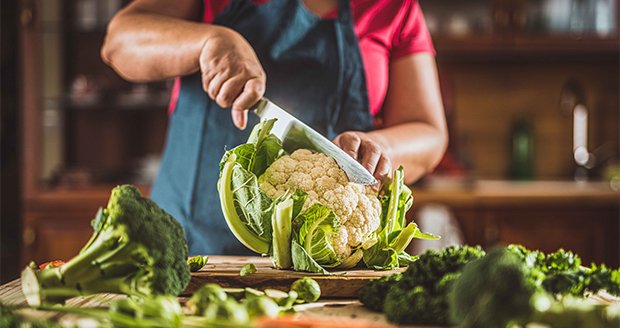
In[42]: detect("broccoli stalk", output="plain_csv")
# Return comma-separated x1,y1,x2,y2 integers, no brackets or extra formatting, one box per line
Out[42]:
21,185,191,306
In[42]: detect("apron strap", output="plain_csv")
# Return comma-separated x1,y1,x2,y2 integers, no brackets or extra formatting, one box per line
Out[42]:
337,0,352,23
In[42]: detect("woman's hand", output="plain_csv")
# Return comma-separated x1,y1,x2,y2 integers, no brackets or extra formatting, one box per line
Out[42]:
199,27,266,129
333,131,392,180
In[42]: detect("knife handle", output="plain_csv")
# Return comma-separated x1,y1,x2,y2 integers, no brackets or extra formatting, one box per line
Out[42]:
250,98,269,116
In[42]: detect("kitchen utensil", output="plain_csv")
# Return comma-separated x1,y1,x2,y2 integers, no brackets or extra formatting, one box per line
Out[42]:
251,98,376,185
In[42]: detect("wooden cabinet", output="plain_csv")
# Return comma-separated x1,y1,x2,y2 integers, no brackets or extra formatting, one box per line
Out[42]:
17,0,167,268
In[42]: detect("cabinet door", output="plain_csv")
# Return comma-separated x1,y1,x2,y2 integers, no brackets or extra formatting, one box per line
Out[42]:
22,212,94,266
482,206,619,266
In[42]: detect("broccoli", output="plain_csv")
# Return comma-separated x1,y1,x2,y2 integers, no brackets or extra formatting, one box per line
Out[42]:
359,245,486,325
448,248,536,328
358,273,401,312
21,185,191,306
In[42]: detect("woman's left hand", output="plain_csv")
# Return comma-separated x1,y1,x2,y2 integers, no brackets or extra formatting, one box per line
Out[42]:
333,131,392,181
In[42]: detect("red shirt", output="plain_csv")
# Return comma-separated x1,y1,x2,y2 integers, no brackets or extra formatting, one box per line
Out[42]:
170,0,435,116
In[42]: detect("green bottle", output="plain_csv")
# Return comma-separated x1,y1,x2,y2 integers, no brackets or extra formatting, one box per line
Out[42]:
510,118,534,180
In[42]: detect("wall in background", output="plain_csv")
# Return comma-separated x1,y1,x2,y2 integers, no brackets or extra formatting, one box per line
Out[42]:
439,60,619,180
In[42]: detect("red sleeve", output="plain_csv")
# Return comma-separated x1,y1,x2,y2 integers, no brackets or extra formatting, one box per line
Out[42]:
391,0,435,59
203,0,232,22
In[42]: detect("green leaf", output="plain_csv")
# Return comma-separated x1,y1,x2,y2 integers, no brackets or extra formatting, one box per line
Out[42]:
290,189,308,220
247,118,283,176
295,204,341,267
291,239,330,275
413,229,441,241
251,134,283,176
218,157,270,254
230,164,273,241
362,240,399,270
220,144,256,171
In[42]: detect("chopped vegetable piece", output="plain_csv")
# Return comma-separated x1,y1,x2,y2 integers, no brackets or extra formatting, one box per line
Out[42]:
240,263,257,276
187,255,208,272
290,277,321,303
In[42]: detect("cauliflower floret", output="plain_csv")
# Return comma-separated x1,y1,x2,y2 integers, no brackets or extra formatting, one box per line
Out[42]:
260,149,381,259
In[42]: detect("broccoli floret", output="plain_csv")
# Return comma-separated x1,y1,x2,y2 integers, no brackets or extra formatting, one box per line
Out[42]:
448,248,536,328
21,185,191,306
358,273,401,312
384,285,448,325
367,245,485,325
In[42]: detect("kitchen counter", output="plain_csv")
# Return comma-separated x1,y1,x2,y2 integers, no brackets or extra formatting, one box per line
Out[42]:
414,179,619,206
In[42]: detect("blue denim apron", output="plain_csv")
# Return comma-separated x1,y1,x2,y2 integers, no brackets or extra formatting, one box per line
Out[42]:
152,0,373,255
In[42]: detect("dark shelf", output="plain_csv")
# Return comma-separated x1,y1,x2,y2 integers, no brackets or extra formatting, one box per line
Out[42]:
434,35,620,62
63,97,169,112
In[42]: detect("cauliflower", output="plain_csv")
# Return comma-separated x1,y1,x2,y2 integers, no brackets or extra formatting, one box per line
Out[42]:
259,149,381,258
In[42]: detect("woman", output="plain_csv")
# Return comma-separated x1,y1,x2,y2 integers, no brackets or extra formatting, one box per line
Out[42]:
102,0,447,255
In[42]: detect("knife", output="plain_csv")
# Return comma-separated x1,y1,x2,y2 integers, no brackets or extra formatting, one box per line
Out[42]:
251,98,377,185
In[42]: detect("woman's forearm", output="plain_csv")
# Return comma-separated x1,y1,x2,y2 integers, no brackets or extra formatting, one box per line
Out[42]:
102,5,221,81
368,122,447,184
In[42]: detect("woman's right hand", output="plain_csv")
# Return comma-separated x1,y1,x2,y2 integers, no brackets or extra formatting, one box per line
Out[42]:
199,26,266,130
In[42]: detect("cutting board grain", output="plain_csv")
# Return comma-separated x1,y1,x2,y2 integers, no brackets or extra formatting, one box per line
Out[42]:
185,256,404,298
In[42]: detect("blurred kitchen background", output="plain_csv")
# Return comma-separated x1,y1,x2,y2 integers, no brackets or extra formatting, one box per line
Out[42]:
1,0,619,282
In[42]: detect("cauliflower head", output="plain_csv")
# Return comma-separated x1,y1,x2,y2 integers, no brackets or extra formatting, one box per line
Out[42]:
259,149,381,258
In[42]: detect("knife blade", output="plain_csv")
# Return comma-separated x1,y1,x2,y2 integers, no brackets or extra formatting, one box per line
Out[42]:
251,98,377,185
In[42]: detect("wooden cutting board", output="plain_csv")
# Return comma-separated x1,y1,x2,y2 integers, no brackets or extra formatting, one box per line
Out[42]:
185,256,404,298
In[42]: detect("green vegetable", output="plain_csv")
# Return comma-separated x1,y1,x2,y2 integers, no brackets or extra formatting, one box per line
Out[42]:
0,302,58,328
32,296,184,328
219,120,439,273
506,245,620,298
530,294,620,328
243,296,280,319
20,185,191,306
240,263,257,276
358,274,401,312
218,119,282,254
187,256,209,272
186,284,228,315
244,287,265,299
359,245,486,325
363,167,440,270
448,248,536,328
364,244,620,326
108,296,183,327
290,277,321,303
271,195,294,269
223,288,246,300
293,204,342,268
203,298,250,325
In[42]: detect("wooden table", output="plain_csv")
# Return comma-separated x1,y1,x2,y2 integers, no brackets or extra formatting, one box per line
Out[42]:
0,256,402,327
